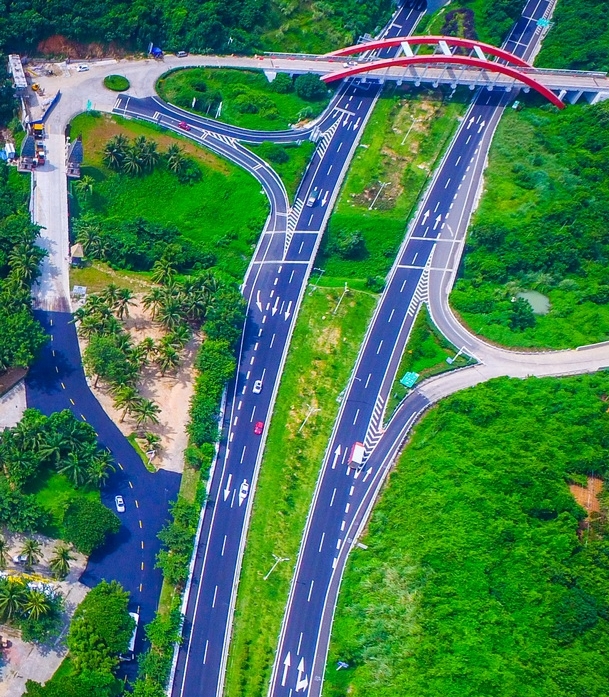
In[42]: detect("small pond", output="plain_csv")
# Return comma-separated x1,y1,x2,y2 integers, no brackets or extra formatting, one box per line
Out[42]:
516,290,551,315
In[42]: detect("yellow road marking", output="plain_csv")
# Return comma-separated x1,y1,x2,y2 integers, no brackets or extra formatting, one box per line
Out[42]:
118,463,124,470
139,583,143,592
80,414,86,421
139,520,142,529
141,562,144,570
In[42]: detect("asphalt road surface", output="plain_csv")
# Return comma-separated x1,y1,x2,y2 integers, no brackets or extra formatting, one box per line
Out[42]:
267,2,559,696
168,4,427,696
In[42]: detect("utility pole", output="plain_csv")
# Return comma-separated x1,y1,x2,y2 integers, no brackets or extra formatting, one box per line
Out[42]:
401,115,419,145
368,181,390,210
332,282,349,315
298,404,320,433
264,554,289,581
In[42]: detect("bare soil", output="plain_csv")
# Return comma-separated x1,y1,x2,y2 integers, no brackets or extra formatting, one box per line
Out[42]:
569,476,604,516
36,35,130,60
76,297,200,473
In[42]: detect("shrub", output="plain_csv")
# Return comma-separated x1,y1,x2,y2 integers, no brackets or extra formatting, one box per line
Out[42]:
294,73,327,101
257,141,290,164
270,73,293,93
103,75,130,92
63,498,121,555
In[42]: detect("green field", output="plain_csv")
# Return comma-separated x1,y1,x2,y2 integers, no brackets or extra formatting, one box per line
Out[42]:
451,100,609,349
326,373,609,697
156,68,331,131
70,112,268,279
225,285,377,697
320,88,466,285
247,140,316,201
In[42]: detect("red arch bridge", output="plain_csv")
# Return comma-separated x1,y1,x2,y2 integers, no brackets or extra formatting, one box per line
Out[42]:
262,35,609,109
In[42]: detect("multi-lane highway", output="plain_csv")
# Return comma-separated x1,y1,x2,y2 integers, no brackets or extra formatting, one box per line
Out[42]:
267,2,563,696
168,4,428,696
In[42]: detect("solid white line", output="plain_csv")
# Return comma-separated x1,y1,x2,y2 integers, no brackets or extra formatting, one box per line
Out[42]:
318,533,325,552
270,333,276,348
203,640,209,664
365,373,372,389
353,409,359,425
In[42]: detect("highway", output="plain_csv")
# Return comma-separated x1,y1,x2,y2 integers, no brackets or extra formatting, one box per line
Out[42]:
267,2,571,696
168,4,427,696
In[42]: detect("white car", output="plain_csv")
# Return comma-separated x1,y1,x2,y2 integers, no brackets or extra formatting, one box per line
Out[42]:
12,554,27,565
76,64,89,72
115,495,126,513
253,379,263,394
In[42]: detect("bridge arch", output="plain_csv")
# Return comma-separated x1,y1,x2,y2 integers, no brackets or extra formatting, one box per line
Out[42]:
321,55,566,109
327,35,531,68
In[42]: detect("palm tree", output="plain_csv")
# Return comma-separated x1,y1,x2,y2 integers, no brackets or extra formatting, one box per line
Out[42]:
166,323,191,349
157,297,185,330
87,450,116,488
183,289,208,323
74,175,94,197
140,140,160,171
151,258,176,286
132,399,161,430
0,536,7,571
142,287,165,320
8,242,45,286
38,429,66,467
20,538,42,570
74,215,105,258
23,590,51,620
101,283,120,309
0,581,26,620
156,344,181,376
166,144,187,173
103,134,129,170
49,544,74,580
59,452,89,488
115,287,135,319
112,385,141,422
122,148,143,175
139,337,157,357
143,432,161,452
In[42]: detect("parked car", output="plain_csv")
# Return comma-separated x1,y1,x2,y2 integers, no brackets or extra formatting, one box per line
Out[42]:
178,121,191,131
115,495,125,513
254,421,264,435
76,64,89,72
253,379,263,394
12,554,27,565
176,51,189,57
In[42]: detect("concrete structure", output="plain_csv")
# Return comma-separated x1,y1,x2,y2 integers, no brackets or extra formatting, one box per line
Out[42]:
66,136,83,178
7,55,27,91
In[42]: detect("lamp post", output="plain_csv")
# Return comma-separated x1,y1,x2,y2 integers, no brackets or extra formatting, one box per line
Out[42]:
264,554,290,581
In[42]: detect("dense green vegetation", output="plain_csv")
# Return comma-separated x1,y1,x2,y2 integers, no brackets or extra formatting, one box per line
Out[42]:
226,286,376,697
440,0,526,45
0,408,118,547
320,88,465,288
537,0,609,72
326,374,609,697
0,163,47,371
70,112,267,280
24,580,133,696
157,69,331,131
452,99,609,348
1,0,391,55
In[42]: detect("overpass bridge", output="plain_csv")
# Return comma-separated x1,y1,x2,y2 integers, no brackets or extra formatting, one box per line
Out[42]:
258,34,609,108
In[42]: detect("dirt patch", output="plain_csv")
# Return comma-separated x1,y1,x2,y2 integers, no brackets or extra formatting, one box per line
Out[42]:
569,476,604,516
75,297,200,473
36,35,129,60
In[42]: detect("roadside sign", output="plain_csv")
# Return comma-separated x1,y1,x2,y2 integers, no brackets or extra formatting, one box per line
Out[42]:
400,371,419,388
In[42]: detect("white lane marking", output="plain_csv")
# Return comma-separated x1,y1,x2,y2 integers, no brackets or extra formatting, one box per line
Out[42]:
203,640,209,664
456,155,461,165
246,371,250,380
345,503,350,513
299,240,305,253
238,401,242,410
341,520,346,531
270,333,276,348
307,580,315,602
444,177,451,188
289,270,295,283
365,373,372,389
229,432,234,443
328,165,333,174
412,252,419,264
297,632,304,654
400,280,407,292
330,488,336,506
318,533,325,552
377,340,383,354
336,539,341,550
388,309,395,323
349,486,354,496
221,535,227,556
233,416,238,425
212,586,218,608
240,446,247,463
254,342,259,351
251,406,256,422
273,278,278,286
353,409,359,425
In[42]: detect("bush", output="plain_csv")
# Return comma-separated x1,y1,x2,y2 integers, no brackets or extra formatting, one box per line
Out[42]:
63,498,121,554
331,228,367,260
103,75,130,92
294,73,327,101
270,73,293,93
23,670,121,697
257,141,290,164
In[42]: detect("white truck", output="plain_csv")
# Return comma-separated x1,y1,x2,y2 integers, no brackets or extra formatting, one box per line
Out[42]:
119,612,139,662
348,442,365,469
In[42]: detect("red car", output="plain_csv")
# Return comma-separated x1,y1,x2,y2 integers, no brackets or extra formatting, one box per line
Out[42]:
178,121,191,131
254,421,264,436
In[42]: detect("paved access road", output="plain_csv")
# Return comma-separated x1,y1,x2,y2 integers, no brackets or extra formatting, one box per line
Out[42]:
265,3,609,696
168,5,427,697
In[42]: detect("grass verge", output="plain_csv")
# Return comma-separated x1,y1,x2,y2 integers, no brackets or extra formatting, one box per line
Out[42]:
319,86,468,286
156,68,331,131
248,140,316,202
224,285,377,697
384,305,473,421
70,112,268,280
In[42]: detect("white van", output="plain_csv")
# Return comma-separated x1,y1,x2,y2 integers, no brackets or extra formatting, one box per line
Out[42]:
348,442,365,469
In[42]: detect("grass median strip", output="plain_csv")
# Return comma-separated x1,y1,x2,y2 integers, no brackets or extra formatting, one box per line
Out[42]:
224,285,377,697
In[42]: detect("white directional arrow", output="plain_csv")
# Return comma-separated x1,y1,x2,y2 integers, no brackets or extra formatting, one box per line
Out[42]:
284,300,293,321
322,191,329,206
296,674,309,692
332,445,341,469
467,117,475,129
478,120,486,133
296,657,305,686
433,214,442,230
281,652,291,687
422,209,430,224
271,297,279,316
363,467,372,482
223,473,232,501
256,291,262,312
